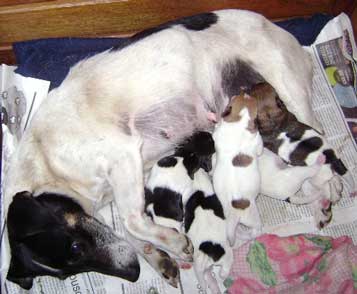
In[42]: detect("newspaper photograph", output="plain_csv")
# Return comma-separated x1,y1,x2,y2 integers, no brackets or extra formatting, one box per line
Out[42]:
1,12,357,294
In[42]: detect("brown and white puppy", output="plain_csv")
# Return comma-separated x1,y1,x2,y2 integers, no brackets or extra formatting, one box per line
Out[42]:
3,9,317,291
212,92,263,246
252,82,354,228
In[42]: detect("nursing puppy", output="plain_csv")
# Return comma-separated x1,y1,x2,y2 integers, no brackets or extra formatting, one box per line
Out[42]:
252,82,354,228
212,92,263,246
4,9,317,289
184,168,233,294
145,155,198,231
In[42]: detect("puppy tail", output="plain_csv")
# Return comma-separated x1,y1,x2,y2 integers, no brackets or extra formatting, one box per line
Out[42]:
227,215,239,247
194,254,209,291
194,254,221,294
217,247,234,280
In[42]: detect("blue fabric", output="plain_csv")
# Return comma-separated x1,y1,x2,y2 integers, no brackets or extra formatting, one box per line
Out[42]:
13,14,332,90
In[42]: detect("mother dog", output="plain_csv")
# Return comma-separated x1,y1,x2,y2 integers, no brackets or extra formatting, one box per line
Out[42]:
4,9,318,289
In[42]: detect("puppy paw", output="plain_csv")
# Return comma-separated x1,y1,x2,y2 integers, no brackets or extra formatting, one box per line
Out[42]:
329,176,343,204
315,154,326,165
312,199,332,229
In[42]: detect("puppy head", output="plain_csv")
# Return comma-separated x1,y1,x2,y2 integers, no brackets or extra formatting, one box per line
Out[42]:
7,191,140,290
251,82,288,135
221,92,258,132
175,131,215,172
222,92,258,122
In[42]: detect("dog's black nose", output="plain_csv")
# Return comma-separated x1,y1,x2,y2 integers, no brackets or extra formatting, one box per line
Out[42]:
126,261,140,282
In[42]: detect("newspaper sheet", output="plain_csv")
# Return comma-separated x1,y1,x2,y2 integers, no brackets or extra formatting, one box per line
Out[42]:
1,13,357,294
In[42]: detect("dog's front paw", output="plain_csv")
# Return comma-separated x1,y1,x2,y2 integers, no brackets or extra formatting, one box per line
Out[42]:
179,235,194,262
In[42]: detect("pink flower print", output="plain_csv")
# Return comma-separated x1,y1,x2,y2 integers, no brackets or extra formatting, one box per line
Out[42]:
257,234,325,281
337,279,354,294
229,277,267,294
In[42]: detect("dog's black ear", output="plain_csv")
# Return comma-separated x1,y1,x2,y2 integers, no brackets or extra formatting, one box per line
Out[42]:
7,276,33,290
7,191,59,241
183,153,200,180
7,253,34,290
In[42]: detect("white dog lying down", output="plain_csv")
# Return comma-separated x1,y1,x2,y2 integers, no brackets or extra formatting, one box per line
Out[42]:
4,9,320,290
212,92,263,246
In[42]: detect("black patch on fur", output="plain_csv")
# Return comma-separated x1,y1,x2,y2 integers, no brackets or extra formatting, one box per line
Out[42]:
286,125,310,142
174,12,218,30
323,149,347,176
221,59,264,98
111,13,218,51
175,131,215,172
289,137,323,166
182,153,200,180
157,156,178,168
199,241,225,262
145,187,184,222
184,191,225,233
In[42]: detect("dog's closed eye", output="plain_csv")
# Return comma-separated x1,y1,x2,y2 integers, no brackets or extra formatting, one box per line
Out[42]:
276,97,285,109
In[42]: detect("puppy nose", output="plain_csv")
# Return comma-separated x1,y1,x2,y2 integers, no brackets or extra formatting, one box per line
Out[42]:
126,261,140,282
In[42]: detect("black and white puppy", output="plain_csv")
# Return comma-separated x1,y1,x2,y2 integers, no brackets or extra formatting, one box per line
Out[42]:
145,132,232,293
252,82,354,228
4,9,318,290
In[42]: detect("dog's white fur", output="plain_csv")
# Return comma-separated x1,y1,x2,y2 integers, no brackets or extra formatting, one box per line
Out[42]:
4,9,317,267
212,96,263,246
259,148,326,202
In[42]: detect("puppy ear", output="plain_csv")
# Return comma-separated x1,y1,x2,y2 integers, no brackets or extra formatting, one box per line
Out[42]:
7,191,59,241
183,153,200,180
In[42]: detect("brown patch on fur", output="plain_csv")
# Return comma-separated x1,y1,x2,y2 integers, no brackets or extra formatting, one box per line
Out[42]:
64,213,77,227
232,153,253,167
158,234,167,241
232,199,251,209
251,83,288,136
222,92,258,123
157,248,169,258
159,258,179,279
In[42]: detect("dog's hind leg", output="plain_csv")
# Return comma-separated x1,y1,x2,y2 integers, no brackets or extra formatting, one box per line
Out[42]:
107,136,193,261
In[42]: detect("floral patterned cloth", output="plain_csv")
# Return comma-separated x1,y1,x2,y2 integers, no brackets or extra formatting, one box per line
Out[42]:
224,234,357,294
